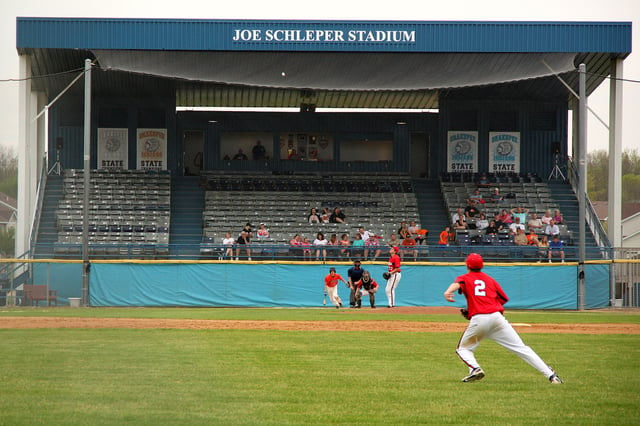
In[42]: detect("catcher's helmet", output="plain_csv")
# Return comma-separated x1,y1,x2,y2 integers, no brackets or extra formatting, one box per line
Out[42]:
466,253,484,270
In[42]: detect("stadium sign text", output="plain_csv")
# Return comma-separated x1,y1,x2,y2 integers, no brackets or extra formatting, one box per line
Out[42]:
232,28,416,43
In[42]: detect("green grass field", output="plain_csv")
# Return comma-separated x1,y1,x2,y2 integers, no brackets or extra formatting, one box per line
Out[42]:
1,308,639,425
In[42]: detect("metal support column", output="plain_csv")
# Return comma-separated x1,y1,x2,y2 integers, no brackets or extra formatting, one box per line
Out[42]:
81,59,92,307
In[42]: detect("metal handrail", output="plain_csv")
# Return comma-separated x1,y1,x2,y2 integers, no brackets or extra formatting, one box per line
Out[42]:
28,153,49,256
566,158,611,250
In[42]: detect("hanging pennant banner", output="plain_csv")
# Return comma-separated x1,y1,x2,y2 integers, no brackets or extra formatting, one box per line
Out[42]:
447,131,478,173
137,128,167,171
97,128,128,170
489,132,520,173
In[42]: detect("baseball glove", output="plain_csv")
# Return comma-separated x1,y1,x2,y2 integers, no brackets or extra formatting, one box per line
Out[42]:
460,309,470,320
382,272,391,280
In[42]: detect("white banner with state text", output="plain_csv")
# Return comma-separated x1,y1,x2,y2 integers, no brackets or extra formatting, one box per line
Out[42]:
447,131,478,173
97,128,128,170
489,132,520,173
137,128,167,171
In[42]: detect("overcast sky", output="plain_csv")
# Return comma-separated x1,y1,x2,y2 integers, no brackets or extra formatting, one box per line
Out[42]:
1,0,639,155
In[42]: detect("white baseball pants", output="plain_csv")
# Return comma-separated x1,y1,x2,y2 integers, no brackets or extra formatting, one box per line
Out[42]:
327,286,342,307
456,312,554,378
385,272,401,307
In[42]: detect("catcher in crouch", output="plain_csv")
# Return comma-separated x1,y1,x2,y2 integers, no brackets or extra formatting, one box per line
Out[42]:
353,270,378,308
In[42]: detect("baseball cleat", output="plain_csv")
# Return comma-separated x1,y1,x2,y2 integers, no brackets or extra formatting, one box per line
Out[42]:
549,373,563,384
462,368,485,382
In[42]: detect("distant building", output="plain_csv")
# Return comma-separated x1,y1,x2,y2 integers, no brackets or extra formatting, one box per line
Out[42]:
593,202,640,247
0,192,17,232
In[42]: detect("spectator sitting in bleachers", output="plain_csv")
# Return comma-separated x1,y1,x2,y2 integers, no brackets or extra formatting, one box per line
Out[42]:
485,220,499,236
320,207,331,224
232,149,248,160
302,237,313,261
509,217,526,234
388,233,401,249
469,188,485,204
451,208,465,224
464,200,481,218
537,236,549,262
490,187,504,203
527,213,544,232
477,172,491,188
544,219,560,238
398,221,411,239
498,209,513,225
257,223,270,239
541,209,553,226
510,206,530,224
408,220,428,244
365,233,382,261
493,213,506,231
329,207,346,224
308,208,322,224
358,226,373,244
475,213,489,230
313,232,329,261
327,233,340,260
339,233,351,258
527,229,540,246
222,232,235,258
548,235,565,263
553,209,564,224
453,217,468,231
289,234,303,259
513,228,528,246
351,233,365,260
400,235,418,260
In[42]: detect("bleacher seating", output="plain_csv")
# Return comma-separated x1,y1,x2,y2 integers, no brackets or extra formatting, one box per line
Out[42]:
53,169,171,258
440,172,574,254
200,173,421,258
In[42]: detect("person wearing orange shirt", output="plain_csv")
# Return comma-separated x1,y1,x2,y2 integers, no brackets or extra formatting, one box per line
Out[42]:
324,267,348,308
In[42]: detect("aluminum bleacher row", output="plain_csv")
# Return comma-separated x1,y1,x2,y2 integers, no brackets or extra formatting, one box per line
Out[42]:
440,172,574,249
53,169,171,258
200,173,421,259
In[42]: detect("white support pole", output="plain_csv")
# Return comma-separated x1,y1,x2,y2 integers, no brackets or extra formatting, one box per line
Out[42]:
578,64,587,311
608,59,623,247
16,55,35,257
81,59,92,306
608,58,624,307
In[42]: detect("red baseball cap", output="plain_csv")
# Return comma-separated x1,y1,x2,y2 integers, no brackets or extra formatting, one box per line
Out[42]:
466,253,484,270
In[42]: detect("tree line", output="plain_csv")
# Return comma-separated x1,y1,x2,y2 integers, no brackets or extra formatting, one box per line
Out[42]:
587,148,640,202
0,146,17,257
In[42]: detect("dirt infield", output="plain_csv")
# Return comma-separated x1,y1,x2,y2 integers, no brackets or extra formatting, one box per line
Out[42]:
2,307,639,334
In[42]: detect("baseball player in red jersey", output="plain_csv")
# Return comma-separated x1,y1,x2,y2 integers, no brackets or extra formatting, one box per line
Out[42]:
385,246,402,308
324,267,348,308
443,253,563,384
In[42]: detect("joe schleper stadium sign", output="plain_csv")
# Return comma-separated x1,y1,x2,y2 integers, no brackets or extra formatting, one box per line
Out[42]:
232,27,416,43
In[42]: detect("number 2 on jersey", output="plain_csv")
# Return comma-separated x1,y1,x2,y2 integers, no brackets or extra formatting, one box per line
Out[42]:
474,279,486,296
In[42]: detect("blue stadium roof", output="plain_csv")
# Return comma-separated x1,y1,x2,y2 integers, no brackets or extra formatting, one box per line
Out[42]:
15,18,632,109
17,18,632,53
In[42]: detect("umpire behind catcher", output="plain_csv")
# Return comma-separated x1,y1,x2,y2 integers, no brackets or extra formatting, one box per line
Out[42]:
347,260,364,308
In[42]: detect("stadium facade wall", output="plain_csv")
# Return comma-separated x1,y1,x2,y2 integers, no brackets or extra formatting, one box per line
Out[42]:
48,96,570,178
32,263,610,309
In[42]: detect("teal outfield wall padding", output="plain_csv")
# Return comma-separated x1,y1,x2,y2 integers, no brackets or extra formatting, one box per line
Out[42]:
32,262,82,305
89,263,589,309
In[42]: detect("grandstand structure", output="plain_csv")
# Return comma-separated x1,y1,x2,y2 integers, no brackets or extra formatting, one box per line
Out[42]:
6,18,634,307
